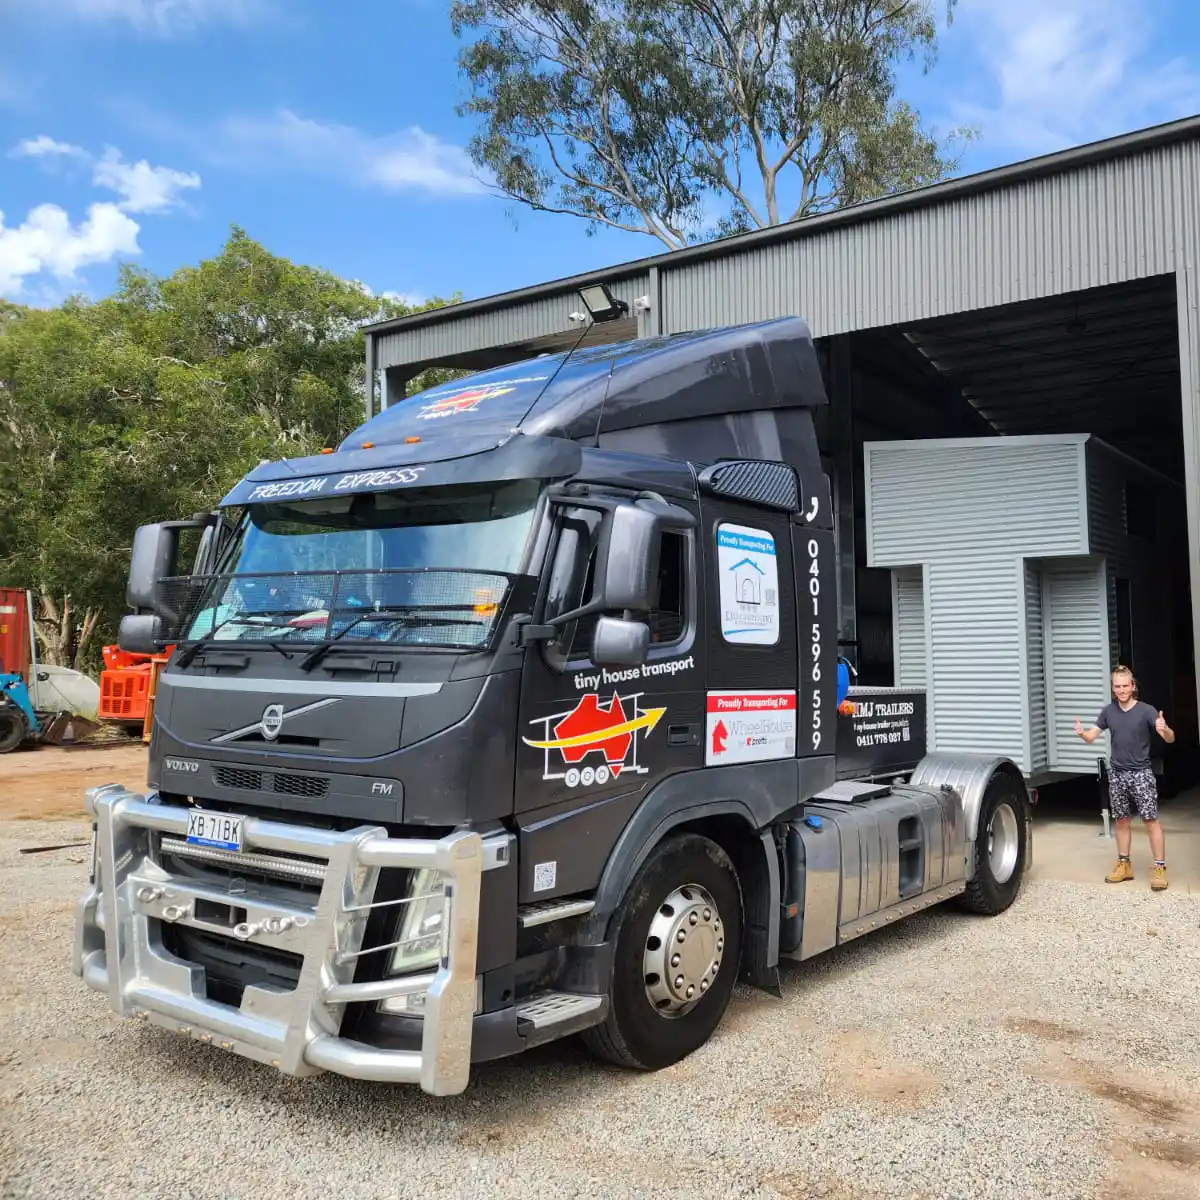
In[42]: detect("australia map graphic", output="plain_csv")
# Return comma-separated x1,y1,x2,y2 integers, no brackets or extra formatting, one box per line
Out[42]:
524,691,666,787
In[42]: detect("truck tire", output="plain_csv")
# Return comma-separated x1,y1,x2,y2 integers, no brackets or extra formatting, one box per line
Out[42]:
581,831,742,1071
0,708,27,754
959,773,1028,915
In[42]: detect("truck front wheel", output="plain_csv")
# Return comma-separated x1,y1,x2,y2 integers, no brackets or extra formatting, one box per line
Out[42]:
960,773,1029,915
582,832,742,1071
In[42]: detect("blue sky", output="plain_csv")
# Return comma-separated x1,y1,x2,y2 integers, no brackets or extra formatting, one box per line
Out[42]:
1,0,1198,307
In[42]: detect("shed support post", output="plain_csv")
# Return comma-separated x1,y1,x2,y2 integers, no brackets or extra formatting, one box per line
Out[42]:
364,334,377,422
1177,256,1200,723
383,369,411,410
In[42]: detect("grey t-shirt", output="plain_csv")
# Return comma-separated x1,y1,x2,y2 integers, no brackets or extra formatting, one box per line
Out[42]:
1096,700,1157,771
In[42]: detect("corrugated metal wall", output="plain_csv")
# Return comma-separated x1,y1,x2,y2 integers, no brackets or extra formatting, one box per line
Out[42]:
1042,560,1110,772
1024,564,1048,774
660,143,1193,338
371,139,1198,369
374,274,651,370
891,568,926,690
865,436,1091,773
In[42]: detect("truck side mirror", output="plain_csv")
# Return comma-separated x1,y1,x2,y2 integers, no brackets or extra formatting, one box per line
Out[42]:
591,616,650,668
595,503,660,611
118,613,168,655
594,498,695,612
127,523,178,612
127,515,219,615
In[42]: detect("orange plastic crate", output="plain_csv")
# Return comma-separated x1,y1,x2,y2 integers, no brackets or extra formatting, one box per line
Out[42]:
99,664,152,721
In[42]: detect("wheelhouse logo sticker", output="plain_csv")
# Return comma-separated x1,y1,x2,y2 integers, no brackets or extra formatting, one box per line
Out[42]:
705,690,796,766
524,691,665,788
717,524,779,645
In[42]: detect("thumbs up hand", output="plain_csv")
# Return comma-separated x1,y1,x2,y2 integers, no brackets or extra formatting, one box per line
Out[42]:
1156,710,1167,735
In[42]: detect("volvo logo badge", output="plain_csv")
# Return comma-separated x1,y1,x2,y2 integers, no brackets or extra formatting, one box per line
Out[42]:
260,704,285,740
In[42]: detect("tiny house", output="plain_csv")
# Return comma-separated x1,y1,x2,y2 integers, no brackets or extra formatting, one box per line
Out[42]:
864,434,1184,783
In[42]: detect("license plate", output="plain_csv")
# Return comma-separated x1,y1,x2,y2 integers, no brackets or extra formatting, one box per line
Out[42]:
186,808,244,852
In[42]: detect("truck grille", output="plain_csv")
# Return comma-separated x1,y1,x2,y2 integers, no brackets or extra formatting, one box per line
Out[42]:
213,765,329,798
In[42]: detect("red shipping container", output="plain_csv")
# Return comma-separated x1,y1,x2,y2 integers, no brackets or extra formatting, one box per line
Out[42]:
0,587,32,679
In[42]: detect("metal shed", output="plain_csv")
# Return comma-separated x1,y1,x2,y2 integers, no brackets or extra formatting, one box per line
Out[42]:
363,114,1200,755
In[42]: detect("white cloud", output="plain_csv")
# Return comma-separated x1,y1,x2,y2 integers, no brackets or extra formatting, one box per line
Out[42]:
0,203,140,298
217,109,489,197
93,147,201,213
3,137,202,298
949,0,1200,156
10,135,88,160
17,0,270,35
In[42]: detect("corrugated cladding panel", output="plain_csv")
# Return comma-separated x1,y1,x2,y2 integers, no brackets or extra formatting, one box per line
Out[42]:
926,560,1024,761
376,275,650,369
892,568,926,690
661,143,1188,337
1043,561,1110,772
865,436,1087,567
1025,564,1048,773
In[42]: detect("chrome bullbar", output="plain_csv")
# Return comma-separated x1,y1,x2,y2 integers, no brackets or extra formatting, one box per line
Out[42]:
73,783,506,1096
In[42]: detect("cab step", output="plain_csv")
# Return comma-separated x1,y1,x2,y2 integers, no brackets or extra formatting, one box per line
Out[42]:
518,898,596,928
516,991,604,1031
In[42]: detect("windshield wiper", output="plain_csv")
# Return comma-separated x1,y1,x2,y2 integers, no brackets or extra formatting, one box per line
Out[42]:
298,607,485,672
176,612,309,668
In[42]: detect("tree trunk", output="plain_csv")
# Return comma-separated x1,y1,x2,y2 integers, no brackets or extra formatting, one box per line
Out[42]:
33,588,87,669
73,608,102,672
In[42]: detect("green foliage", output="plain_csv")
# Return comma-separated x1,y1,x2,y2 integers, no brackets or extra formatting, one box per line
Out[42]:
452,0,974,248
0,228,459,669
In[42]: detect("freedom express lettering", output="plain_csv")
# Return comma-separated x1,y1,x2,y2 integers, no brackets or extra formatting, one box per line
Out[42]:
245,467,426,502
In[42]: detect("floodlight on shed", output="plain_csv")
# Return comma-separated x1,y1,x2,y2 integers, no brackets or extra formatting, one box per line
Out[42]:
578,282,629,323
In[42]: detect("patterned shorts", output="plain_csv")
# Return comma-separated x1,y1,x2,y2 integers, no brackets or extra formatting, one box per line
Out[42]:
1108,767,1159,822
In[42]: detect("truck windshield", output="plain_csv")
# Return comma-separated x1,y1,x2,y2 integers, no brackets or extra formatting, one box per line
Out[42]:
173,479,541,651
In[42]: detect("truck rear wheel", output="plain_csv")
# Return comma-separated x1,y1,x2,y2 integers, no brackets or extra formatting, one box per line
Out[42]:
581,832,742,1071
959,773,1028,915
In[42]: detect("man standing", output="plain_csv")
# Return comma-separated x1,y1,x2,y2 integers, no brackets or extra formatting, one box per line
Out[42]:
1075,666,1175,891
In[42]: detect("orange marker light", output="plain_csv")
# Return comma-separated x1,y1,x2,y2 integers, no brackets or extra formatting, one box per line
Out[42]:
473,588,500,617
361,441,375,449
405,436,421,444
319,448,334,455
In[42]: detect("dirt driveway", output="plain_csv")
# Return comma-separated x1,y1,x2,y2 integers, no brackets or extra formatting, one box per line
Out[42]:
0,743,148,821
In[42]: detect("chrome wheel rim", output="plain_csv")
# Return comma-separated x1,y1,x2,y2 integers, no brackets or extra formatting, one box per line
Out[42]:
987,801,1020,883
643,884,724,1018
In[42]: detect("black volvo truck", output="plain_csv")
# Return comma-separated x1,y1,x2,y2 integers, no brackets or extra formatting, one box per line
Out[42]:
72,315,1032,1095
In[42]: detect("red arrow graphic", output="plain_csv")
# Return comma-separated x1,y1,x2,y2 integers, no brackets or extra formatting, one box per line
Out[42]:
711,719,728,756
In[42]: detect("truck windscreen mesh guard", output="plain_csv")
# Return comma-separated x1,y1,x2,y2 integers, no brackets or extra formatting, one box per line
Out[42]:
154,568,516,650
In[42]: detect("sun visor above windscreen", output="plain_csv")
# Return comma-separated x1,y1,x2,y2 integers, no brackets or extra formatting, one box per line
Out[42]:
342,315,828,452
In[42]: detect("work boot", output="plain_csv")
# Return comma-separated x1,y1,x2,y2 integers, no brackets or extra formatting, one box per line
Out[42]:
1151,864,1168,891
1106,858,1134,883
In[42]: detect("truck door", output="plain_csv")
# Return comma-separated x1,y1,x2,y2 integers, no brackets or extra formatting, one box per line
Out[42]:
512,500,705,901
699,500,802,767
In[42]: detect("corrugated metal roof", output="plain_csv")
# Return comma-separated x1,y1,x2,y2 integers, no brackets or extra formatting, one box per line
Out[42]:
366,114,1200,340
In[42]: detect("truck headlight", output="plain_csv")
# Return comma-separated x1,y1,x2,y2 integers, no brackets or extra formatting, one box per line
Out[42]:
377,868,445,1017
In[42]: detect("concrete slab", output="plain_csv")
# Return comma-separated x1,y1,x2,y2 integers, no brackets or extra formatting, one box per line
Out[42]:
1028,785,1200,895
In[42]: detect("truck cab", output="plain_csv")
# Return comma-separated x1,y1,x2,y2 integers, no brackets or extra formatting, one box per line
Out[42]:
73,316,1031,1094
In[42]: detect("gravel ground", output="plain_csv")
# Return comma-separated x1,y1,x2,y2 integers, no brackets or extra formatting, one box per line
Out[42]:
3,814,1200,1200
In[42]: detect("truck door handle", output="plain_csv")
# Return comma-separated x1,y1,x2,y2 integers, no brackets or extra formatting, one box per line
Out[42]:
668,723,700,747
